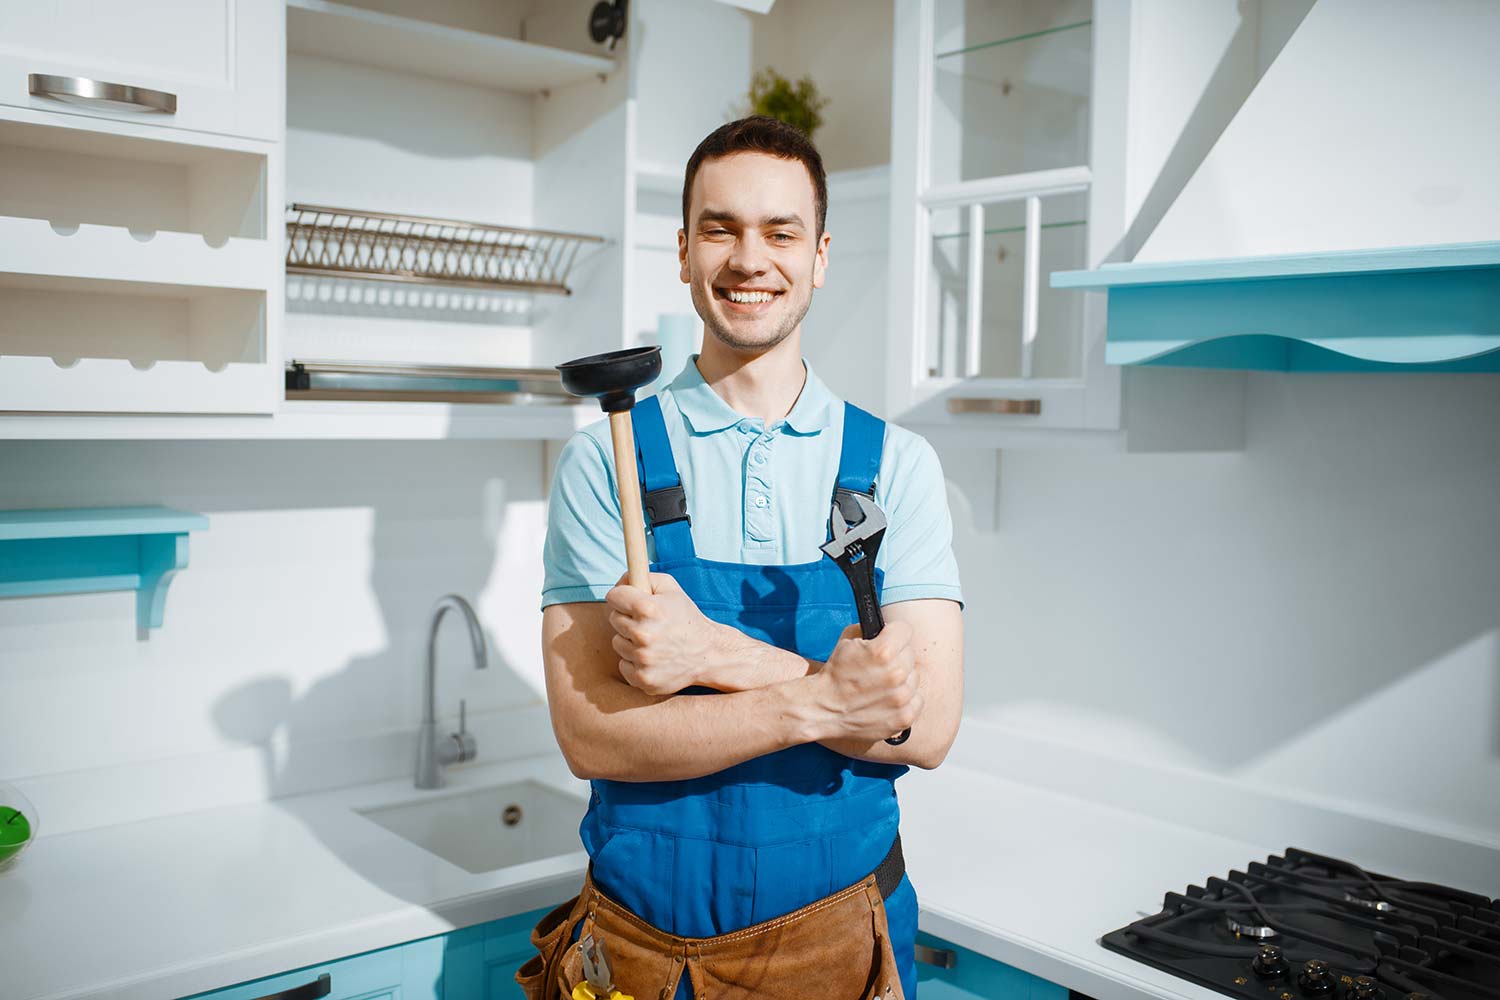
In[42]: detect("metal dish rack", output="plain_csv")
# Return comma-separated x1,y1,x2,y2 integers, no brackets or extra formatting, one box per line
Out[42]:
285,204,605,295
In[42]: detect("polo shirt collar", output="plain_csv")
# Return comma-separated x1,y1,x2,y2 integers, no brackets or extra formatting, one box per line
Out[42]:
668,354,836,435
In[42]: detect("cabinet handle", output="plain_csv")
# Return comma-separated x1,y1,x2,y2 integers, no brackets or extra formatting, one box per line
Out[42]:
947,397,1043,415
28,73,177,113
247,972,331,1000
915,944,957,969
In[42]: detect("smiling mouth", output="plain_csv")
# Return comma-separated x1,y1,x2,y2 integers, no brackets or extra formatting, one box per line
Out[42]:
715,287,783,311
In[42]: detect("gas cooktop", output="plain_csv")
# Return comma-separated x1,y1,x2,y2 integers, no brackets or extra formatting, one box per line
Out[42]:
1103,848,1500,1000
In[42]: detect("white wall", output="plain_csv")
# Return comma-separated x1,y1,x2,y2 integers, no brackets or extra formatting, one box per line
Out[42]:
1140,0,1500,260
942,369,1500,840
0,440,553,807
750,0,895,173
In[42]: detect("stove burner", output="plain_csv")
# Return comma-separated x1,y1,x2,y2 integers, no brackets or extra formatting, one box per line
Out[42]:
1104,848,1500,1000
1224,912,1279,939
1343,892,1397,913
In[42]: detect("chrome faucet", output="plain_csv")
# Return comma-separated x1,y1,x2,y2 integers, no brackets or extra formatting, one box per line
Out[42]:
415,594,488,789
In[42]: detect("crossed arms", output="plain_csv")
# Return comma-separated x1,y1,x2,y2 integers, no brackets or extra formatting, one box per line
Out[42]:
541,572,964,782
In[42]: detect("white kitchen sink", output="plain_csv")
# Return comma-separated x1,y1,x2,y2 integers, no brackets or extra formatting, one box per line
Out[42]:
356,780,587,874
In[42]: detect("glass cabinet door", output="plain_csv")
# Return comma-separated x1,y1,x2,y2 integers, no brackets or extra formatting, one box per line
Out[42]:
917,0,1094,389
926,191,1089,380
929,1,1093,186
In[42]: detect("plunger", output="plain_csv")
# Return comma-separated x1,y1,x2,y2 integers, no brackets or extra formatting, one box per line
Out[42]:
557,346,663,591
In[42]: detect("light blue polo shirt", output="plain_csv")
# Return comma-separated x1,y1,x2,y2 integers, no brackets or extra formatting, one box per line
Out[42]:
541,355,963,609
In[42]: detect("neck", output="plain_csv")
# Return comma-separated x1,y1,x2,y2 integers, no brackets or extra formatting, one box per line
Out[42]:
695,331,807,424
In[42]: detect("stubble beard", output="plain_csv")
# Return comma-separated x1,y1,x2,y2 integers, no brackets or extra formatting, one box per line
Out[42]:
691,268,815,354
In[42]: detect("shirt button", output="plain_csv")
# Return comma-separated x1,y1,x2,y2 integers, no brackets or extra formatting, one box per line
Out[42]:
754,496,768,507
754,454,767,464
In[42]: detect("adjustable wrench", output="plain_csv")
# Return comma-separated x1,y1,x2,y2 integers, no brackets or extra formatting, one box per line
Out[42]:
819,490,911,746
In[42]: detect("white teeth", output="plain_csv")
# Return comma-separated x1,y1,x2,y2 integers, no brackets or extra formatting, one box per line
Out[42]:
726,289,775,304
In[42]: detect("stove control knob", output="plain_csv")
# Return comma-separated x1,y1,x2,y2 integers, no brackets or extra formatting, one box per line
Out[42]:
1345,977,1380,1000
1252,945,1290,980
1298,961,1337,997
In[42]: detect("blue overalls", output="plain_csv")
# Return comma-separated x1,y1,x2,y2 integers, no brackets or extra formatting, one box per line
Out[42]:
575,393,919,999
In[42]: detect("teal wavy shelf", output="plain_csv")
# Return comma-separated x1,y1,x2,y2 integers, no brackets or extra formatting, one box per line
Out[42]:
0,506,209,635
1050,240,1500,372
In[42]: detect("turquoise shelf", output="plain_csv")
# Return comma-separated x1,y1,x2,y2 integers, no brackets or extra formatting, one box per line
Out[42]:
1050,240,1500,371
0,506,209,635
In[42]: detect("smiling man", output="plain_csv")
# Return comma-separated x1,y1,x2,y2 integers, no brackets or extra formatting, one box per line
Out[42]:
532,117,964,1000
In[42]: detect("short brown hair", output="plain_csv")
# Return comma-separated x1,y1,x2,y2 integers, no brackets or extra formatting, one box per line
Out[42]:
681,116,828,240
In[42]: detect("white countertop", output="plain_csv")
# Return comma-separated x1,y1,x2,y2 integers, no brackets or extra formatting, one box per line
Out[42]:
7,741,1493,1000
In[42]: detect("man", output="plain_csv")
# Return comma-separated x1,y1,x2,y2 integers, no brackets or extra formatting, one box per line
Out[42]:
533,116,964,1000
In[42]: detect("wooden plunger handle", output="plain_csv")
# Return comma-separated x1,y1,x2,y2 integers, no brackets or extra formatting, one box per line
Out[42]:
608,409,651,591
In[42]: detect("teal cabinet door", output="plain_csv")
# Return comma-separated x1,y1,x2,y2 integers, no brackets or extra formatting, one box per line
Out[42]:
915,931,1072,1000
176,904,561,1000
481,906,556,999
438,904,559,1000
178,939,407,1000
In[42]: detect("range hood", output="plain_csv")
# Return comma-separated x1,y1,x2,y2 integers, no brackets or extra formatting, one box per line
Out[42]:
1052,0,1500,372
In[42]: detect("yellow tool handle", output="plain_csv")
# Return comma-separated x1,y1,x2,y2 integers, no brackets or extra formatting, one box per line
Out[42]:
573,984,635,1000
608,409,650,592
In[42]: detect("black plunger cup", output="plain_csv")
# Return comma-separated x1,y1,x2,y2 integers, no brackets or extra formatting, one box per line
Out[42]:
557,346,663,591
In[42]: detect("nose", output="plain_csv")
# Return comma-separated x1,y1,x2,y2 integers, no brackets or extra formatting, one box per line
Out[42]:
726,232,772,278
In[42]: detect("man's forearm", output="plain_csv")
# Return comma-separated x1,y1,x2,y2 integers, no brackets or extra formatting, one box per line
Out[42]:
702,622,946,768
701,621,818,691
555,671,825,782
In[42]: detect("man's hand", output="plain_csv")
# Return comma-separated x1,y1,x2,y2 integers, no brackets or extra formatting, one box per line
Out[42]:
605,572,726,695
809,621,922,744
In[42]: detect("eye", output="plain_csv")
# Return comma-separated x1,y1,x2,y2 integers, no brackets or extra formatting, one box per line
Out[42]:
770,233,794,243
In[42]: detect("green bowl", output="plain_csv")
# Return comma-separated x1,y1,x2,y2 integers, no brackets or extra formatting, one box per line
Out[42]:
0,791,36,872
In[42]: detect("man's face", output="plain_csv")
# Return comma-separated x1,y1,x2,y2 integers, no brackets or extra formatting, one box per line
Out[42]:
679,152,830,354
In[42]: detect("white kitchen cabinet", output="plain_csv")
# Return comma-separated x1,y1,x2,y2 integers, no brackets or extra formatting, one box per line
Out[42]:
886,0,1129,438
0,0,283,417
281,0,626,382
0,0,281,143
0,109,282,416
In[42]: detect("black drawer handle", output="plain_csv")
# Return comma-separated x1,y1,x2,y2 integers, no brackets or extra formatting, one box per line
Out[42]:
248,972,331,1000
914,945,957,969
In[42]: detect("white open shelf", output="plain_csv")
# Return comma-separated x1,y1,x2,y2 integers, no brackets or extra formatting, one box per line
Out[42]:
0,356,273,416
0,218,274,290
0,113,281,416
635,159,681,195
0,399,594,440
286,0,616,93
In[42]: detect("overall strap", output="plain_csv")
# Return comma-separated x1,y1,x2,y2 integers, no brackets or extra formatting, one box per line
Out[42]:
835,402,885,497
631,394,696,563
830,402,886,540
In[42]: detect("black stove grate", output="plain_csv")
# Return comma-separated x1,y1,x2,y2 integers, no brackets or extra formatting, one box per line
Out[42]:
1102,849,1500,1000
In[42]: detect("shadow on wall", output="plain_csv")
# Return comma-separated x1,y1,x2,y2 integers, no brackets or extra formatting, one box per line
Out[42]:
936,371,1500,836
197,441,555,995
0,437,560,986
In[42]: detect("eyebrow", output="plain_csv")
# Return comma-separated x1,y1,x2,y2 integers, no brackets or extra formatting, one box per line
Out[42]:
697,208,807,229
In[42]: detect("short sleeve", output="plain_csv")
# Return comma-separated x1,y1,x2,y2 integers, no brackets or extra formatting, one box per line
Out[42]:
875,429,964,608
541,428,627,608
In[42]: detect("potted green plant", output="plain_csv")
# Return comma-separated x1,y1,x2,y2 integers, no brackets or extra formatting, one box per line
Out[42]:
742,68,829,140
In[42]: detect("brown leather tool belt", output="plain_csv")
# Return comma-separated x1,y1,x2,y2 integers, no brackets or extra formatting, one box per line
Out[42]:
516,836,907,1000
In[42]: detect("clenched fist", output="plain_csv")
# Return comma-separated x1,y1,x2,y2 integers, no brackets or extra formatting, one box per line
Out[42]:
811,621,922,743
605,571,723,696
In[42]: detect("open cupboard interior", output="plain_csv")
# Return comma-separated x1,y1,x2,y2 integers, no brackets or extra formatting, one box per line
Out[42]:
0,114,277,414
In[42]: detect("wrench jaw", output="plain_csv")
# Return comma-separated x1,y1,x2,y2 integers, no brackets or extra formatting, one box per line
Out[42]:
820,491,888,646
820,491,887,565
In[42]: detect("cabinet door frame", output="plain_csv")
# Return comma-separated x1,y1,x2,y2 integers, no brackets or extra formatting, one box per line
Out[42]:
887,0,1130,434
0,0,281,142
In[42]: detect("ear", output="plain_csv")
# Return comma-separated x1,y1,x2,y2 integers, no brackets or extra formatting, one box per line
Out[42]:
812,230,831,289
678,228,690,284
